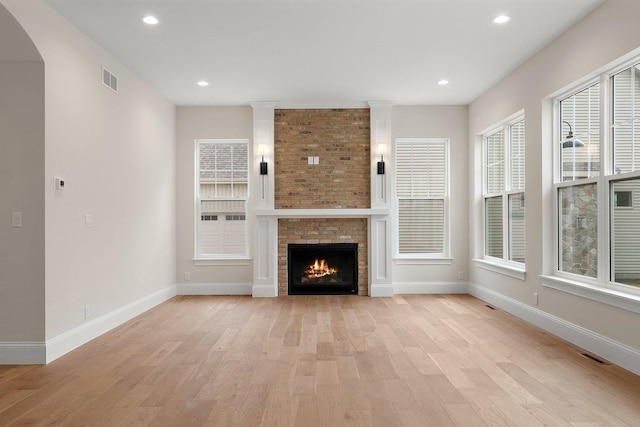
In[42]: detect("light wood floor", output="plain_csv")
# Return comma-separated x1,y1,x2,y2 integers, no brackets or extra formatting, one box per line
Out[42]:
1,295,640,426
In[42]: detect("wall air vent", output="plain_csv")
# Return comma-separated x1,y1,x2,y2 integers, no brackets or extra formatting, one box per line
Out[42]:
102,67,118,92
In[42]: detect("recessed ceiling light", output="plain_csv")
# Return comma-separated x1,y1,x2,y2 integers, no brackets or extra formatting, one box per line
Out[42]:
197,81,210,87
493,15,510,24
141,15,159,25
438,80,449,86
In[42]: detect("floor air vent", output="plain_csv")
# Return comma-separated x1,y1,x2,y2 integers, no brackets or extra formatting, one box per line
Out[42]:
102,67,118,92
485,305,496,310
580,353,609,365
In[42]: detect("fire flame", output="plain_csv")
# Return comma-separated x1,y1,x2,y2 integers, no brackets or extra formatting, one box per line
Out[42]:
305,258,338,279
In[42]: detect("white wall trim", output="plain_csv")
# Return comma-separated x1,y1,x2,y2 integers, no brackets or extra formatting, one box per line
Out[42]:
178,282,253,295
370,284,394,297
468,282,640,376
393,281,468,294
541,275,640,315
46,284,177,363
473,258,526,280
0,342,46,364
252,284,278,298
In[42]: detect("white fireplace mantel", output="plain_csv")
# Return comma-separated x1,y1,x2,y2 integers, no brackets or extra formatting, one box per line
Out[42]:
252,209,393,298
255,208,389,218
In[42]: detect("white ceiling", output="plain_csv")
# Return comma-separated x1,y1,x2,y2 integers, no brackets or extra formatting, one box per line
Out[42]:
46,0,604,107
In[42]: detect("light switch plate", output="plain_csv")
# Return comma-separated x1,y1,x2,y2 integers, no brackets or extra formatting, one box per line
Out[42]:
12,212,22,228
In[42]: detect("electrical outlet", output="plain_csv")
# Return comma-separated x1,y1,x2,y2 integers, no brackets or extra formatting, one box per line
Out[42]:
533,293,539,305
84,305,90,320
85,214,93,227
458,271,464,280
185,272,191,281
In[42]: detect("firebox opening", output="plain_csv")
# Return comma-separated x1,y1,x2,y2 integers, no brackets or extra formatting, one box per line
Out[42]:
288,243,358,295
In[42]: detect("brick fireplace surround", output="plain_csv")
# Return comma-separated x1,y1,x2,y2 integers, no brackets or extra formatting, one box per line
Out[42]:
274,109,369,295
251,102,393,297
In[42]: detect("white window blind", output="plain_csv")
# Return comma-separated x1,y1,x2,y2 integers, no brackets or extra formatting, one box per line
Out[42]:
612,64,640,174
396,140,448,256
560,83,600,181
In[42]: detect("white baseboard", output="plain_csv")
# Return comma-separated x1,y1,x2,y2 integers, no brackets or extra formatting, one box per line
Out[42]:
178,282,253,295
393,281,468,294
252,284,278,297
370,284,394,297
0,342,46,364
45,284,177,363
468,282,640,376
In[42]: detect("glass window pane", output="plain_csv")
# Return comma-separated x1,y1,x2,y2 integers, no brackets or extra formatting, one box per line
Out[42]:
611,179,640,287
398,199,444,254
486,131,504,194
612,64,640,174
510,120,525,191
509,193,525,263
485,196,503,258
560,83,600,181
200,200,246,255
396,142,446,198
558,183,597,277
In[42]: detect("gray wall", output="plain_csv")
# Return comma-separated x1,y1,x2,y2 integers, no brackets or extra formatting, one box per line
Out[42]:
3,0,177,356
176,107,253,287
468,0,640,351
0,4,45,342
392,106,469,288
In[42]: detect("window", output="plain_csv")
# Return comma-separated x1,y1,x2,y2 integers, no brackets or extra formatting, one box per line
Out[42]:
395,138,449,258
556,84,600,278
483,117,526,264
553,59,640,293
614,191,633,208
195,139,248,258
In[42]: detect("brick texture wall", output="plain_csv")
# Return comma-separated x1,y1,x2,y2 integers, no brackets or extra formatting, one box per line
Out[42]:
274,109,370,209
278,218,368,296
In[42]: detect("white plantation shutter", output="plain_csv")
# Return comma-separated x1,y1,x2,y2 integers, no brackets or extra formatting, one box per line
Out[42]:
396,140,448,255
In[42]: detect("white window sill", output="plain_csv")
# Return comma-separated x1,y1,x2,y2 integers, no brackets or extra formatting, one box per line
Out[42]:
473,258,526,280
193,258,251,266
395,257,453,265
541,275,640,314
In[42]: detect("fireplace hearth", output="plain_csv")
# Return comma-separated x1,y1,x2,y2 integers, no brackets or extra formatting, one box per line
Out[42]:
288,243,358,295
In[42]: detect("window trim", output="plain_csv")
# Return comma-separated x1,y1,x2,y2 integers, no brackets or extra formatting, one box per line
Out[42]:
480,111,526,272
549,55,640,304
394,137,450,260
194,138,250,261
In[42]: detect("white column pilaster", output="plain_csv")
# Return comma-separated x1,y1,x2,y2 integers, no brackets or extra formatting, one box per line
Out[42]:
368,101,394,209
251,102,278,297
368,101,394,296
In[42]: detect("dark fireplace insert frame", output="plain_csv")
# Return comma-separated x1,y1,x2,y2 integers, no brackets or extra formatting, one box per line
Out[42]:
287,243,358,295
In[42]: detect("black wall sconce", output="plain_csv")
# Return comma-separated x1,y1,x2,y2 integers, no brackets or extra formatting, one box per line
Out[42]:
259,144,268,175
260,157,268,175
377,143,386,175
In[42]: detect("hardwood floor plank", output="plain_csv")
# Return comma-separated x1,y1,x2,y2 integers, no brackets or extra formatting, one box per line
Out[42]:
1,294,638,426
